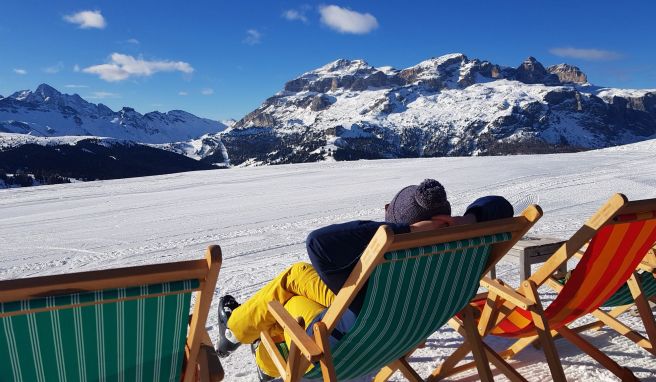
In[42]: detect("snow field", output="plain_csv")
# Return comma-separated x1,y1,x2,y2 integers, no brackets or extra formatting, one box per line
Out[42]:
1,141,656,380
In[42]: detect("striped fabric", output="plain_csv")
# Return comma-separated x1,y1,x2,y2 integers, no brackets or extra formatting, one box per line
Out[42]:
485,220,656,337
304,232,511,380
0,279,198,382
602,271,656,307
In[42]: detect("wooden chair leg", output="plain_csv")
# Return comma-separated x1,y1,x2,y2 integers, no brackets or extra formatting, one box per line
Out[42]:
373,363,398,382
522,280,566,382
428,342,472,381
591,308,654,354
628,273,656,350
313,322,336,382
285,317,310,382
396,358,423,382
558,327,638,381
462,305,493,382
482,343,527,382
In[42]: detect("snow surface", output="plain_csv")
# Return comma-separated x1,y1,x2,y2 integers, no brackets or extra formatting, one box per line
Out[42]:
2,142,656,381
595,88,656,100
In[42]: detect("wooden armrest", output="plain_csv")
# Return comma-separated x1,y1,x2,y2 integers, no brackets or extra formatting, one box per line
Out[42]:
480,277,533,310
267,301,322,362
260,331,289,380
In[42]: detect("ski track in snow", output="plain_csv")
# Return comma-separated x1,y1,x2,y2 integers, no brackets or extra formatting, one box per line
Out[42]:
2,141,656,381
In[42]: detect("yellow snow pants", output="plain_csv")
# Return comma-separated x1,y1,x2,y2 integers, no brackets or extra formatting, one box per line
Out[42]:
227,262,335,377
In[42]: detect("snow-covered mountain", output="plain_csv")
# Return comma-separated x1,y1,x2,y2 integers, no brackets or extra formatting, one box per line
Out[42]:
0,84,227,144
210,54,656,165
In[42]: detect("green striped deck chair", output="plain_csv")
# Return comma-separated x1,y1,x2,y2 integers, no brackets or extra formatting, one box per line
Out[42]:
259,206,542,382
0,245,224,382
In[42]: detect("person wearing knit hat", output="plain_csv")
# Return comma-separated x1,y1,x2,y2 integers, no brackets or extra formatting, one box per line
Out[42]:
216,181,513,380
385,179,451,224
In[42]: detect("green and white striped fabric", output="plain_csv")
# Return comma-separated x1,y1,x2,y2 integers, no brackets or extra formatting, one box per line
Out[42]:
602,271,656,307
305,232,511,380
0,279,198,382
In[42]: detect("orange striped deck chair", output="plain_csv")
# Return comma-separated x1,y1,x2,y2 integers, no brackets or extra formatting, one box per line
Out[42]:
568,244,656,357
429,194,656,382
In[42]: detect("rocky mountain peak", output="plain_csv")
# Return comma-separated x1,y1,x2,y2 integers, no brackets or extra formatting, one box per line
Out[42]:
547,64,588,84
315,59,373,76
515,56,560,85
35,83,62,99
8,89,32,101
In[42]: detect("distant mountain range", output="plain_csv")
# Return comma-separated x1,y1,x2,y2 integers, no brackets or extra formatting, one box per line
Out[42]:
214,54,656,165
1,54,655,185
0,83,226,143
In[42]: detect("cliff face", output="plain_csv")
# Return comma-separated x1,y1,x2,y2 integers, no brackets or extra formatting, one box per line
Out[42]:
547,64,588,84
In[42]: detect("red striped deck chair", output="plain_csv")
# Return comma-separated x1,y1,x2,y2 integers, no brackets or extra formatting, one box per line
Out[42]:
429,194,656,382
568,244,656,357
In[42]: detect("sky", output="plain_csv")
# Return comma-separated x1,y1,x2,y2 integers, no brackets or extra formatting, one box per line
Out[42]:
1,0,655,121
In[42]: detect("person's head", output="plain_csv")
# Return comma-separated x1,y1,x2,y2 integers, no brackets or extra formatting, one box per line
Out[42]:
385,179,451,225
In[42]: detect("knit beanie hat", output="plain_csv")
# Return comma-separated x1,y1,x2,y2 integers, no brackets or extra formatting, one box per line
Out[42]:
385,179,451,224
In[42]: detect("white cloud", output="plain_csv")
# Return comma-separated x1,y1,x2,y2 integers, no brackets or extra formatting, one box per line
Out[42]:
64,84,88,88
178,91,188,96
201,88,214,96
86,91,120,99
43,62,64,74
83,53,194,82
73,64,81,72
549,47,622,61
243,29,262,45
283,9,308,23
126,38,140,44
63,10,106,29
319,5,378,34
13,68,27,75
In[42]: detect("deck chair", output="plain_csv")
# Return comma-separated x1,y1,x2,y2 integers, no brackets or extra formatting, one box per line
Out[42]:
0,245,224,382
568,244,656,356
431,194,656,382
259,206,542,382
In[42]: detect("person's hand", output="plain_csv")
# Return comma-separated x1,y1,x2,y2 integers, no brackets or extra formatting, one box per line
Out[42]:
409,219,449,232
432,214,477,227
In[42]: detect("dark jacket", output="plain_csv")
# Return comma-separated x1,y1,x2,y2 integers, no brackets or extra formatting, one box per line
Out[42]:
306,195,513,313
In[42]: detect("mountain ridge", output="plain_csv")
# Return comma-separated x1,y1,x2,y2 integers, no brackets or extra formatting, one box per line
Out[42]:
213,53,656,165
0,84,226,144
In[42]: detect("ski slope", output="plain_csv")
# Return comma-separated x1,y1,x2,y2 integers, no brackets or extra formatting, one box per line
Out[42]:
2,141,656,381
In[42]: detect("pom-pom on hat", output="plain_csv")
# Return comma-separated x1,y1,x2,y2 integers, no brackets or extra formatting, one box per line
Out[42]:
385,179,451,224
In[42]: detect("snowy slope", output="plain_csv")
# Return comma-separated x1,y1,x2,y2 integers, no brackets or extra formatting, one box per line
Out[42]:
2,141,656,380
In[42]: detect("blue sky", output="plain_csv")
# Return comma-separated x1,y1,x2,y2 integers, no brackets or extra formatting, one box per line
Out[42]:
1,1,655,121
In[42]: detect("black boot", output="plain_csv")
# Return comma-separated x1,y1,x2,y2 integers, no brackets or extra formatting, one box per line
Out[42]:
216,295,241,357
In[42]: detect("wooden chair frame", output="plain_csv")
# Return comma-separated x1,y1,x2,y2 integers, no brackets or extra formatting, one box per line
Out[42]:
260,205,542,382
566,246,656,356
431,194,656,382
0,245,224,382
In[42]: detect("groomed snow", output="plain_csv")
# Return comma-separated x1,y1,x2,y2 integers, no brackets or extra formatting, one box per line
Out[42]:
2,141,656,381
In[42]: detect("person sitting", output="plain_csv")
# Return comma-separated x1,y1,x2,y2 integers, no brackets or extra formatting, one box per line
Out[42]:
216,179,513,380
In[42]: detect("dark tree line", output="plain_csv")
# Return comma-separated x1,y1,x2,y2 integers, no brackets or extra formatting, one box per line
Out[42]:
0,168,71,188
